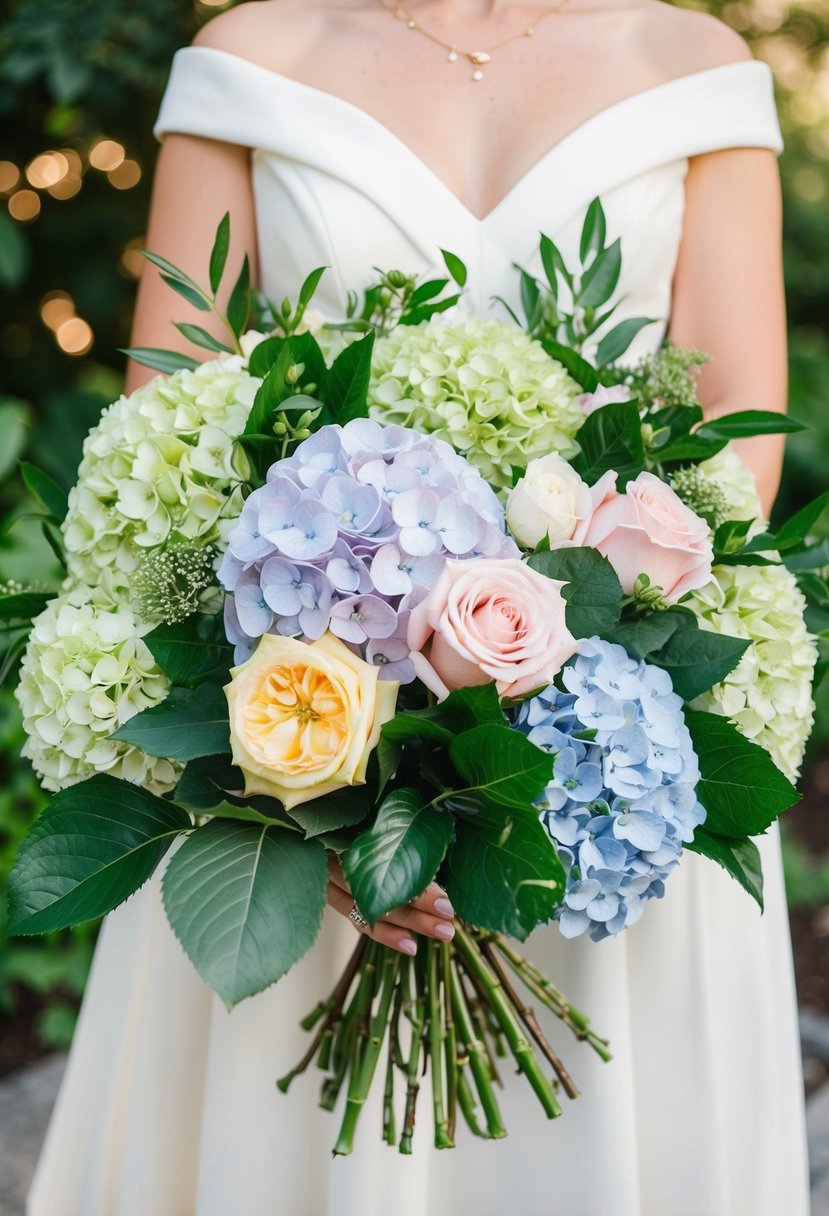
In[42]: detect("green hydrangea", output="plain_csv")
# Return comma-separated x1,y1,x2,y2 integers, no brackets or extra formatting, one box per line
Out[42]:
15,588,180,793
367,314,583,491
62,356,258,595
688,562,818,781
670,446,762,531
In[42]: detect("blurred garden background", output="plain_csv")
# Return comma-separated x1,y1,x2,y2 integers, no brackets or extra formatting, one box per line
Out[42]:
0,0,828,1084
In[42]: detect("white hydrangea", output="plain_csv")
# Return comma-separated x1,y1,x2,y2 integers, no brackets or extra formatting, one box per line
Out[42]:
367,314,583,492
688,562,818,781
15,589,180,793
697,445,763,524
63,357,258,594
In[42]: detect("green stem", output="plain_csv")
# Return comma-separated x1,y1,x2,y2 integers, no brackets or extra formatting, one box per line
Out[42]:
428,940,454,1149
492,934,612,1061
456,1063,488,1139
441,941,458,1142
333,948,399,1157
454,923,562,1120
320,942,378,1112
448,954,507,1139
383,1032,396,1146
399,953,427,1156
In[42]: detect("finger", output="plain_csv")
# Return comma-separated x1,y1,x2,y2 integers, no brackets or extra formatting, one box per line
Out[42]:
329,855,454,921
327,854,350,892
380,901,455,942
327,882,419,957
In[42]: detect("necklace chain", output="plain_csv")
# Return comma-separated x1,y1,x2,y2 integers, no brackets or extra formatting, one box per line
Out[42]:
381,0,571,81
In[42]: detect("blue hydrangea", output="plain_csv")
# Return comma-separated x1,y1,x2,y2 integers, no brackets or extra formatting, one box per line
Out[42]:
218,419,517,675
514,638,705,941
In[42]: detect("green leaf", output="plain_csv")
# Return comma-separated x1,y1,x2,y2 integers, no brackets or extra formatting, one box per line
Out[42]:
161,275,212,313
527,547,623,638
399,294,460,326
209,212,231,295
577,238,622,309
773,489,829,548
422,683,507,733
247,336,284,379
444,805,565,940
695,410,805,440
110,683,230,760
0,591,53,622
343,789,454,925
685,829,763,910
226,255,251,339
539,338,599,392
0,399,29,481
595,317,656,366
139,250,206,297
579,198,607,263
162,821,327,1007
173,323,233,355
0,210,28,289
327,331,375,425
441,248,468,288
243,342,295,436
289,789,371,838
449,724,553,811
408,278,449,308
297,265,328,309
143,614,232,689
120,348,201,375
602,611,680,660
208,801,287,827
19,462,68,522
648,622,749,699
7,775,191,935
380,714,455,746
571,400,644,486
538,233,572,293
712,518,755,557
175,755,241,810
685,709,799,837
519,270,542,330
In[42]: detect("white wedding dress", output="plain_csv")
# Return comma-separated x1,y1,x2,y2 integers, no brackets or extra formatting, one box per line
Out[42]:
27,48,809,1216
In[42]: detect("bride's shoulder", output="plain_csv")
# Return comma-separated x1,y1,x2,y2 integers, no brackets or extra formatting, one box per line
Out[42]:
191,0,324,68
629,0,753,78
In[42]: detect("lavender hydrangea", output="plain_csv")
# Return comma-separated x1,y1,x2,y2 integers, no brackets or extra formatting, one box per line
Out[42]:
514,638,705,941
218,419,518,675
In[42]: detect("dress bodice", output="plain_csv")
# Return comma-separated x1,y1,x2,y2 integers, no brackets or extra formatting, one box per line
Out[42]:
155,47,782,362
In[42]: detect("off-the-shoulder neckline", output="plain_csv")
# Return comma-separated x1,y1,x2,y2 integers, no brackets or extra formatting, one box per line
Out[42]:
168,49,776,223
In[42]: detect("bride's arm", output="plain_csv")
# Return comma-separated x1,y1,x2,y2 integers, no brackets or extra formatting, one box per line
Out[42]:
667,146,787,518
124,133,259,394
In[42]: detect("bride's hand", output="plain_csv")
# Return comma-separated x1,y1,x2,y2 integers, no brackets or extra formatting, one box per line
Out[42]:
326,854,455,956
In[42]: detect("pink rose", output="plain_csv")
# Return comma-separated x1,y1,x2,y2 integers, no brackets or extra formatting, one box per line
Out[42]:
577,384,632,417
571,470,713,602
407,558,576,700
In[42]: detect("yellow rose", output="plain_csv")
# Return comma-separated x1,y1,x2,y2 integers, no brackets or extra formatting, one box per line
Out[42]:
225,631,399,810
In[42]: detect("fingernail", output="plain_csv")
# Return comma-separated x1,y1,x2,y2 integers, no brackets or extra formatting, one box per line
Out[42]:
399,937,417,956
434,898,455,918
434,921,455,940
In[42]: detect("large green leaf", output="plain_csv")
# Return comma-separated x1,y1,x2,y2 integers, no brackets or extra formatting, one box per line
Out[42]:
20,462,69,522
209,212,231,295
695,410,805,440
143,614,232,689
648,621,750,699
327,331,375,424
120,347,201,375
161,820,327,1007
343,788,454,924
444,805,565,940
539,337,599,392
175,755,241,810
685,828,764,910
571,400,644,487
7,775,191,935
110,683,230,760
603,611,680,660
0,399,29,481
685,710,799,837
528,546,623,639
595,316,656,366
578,238,622,309
289,788,371,838
0,591,53,622
449,724,554,811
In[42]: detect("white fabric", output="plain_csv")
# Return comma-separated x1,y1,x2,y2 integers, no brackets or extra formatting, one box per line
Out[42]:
28,48,808,1216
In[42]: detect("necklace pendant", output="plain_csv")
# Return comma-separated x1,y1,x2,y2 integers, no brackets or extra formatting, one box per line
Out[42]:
447,48,458,62
471,67,485,81
468,50,491,66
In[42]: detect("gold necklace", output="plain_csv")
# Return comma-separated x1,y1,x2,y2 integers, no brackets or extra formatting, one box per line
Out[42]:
383,0,572,82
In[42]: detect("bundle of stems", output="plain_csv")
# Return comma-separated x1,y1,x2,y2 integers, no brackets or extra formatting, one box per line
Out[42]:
277,921,611,1156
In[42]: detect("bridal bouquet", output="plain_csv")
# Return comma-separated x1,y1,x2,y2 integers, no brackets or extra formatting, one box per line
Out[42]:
6,204,826,1154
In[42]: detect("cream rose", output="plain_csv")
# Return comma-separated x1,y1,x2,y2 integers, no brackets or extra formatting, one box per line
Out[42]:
407,558,576,699
225,632,398,810
571,470,713,602
506,455,594,548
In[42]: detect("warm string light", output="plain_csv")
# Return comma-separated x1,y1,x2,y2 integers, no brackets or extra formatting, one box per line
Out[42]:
39,290,94,356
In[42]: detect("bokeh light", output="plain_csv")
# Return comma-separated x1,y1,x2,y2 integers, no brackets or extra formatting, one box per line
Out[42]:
0,161,20,193
120,237,146,278
8,189,41,222
89,139,125,171
107,160,142,190
40,291,76,331
56,317,94,356
25,151,69,189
